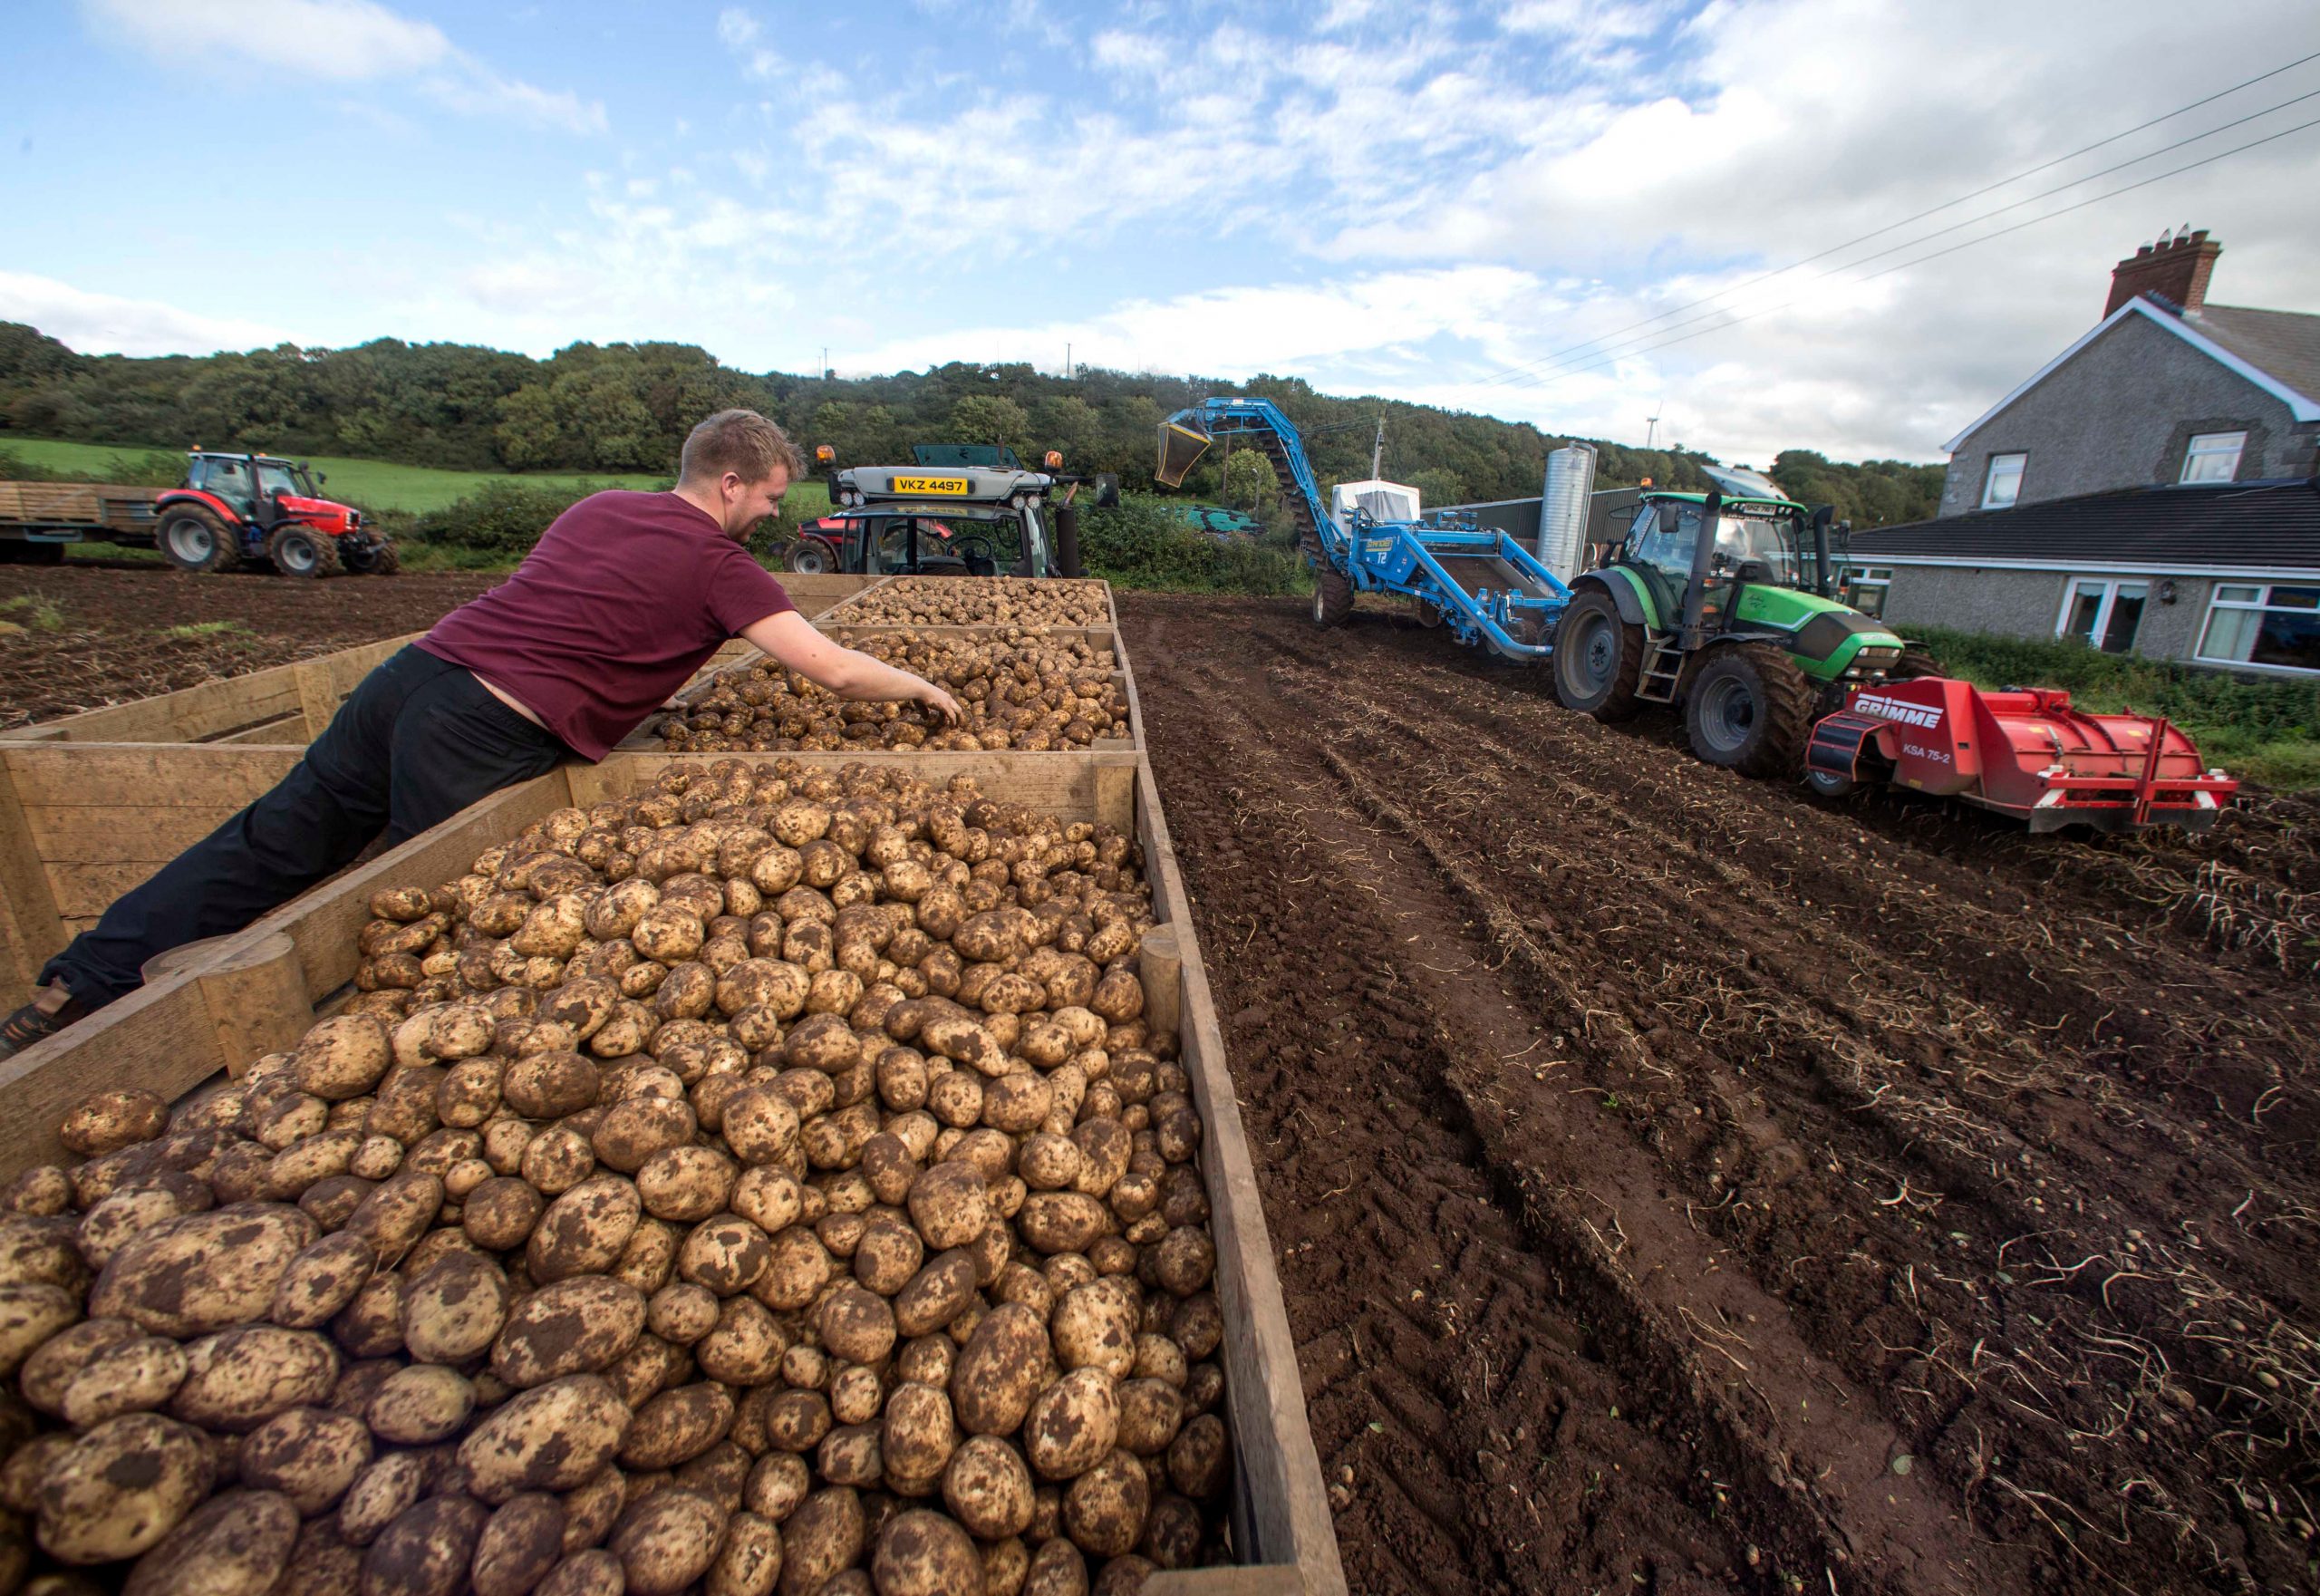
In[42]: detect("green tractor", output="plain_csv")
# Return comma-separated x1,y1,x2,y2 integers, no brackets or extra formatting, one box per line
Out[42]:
1552,465,1930,776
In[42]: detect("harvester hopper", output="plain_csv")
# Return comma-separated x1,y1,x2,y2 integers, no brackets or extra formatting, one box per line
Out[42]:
1807,675,2238,833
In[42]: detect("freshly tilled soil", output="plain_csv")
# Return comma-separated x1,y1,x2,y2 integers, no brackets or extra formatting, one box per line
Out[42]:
1122,593,2320,1596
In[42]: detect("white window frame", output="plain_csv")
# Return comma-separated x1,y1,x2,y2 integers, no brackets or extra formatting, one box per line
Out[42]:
2180,430,2247,484
2055,577,2150,653
1844,566,1894,616
1982,452,2026,509
2195,582,2320,674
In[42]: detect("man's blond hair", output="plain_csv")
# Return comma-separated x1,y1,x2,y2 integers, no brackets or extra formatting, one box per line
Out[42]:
679,410,807,485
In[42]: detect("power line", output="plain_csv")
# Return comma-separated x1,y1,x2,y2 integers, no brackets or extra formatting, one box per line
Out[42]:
1464,49,2320,392
1475,82,2320,391
1495,110,2320,396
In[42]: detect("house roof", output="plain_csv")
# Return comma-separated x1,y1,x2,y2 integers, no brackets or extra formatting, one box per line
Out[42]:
1941,297,2320,452
1849,478,2320,576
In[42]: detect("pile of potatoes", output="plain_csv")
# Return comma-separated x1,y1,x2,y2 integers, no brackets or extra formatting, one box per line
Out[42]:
656,633,1128,755
833,582,1109,630
0,759,1232,1596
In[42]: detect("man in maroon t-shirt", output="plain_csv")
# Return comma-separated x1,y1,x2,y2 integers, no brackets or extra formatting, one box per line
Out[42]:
1,410,962,1056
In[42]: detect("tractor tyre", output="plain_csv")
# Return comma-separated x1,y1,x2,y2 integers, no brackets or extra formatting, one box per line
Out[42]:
1685,643,1816,779
1804,766,1860,798
787,538,835,576
1552,586,1644,721
1310,564,1354,628
269,525,343,578
343,537,401,575
158,508,237,574
1890,647,1943,679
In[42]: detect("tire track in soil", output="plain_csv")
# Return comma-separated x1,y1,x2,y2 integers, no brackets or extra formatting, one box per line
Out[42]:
1122,594,2320,1596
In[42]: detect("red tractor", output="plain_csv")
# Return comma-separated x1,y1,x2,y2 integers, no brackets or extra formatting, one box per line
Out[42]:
156,451,396,577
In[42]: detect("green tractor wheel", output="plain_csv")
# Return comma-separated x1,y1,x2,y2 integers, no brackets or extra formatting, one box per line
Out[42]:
1552,587,1643,721
1685,643,1815,778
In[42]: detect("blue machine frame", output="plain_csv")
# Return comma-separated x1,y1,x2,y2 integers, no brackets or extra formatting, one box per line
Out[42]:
1160,397,1570,663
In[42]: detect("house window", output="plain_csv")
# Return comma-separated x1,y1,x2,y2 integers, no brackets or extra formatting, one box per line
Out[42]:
1982,453,2025,509
2180,430,2247,483
2197,584,2320,672
1842,566,1893,618
2057,578,2149,654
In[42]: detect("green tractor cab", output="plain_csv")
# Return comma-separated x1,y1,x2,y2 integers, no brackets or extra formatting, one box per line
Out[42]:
1552,465,1928,776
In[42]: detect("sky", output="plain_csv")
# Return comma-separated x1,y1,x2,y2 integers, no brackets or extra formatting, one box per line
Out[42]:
2,0,2317,468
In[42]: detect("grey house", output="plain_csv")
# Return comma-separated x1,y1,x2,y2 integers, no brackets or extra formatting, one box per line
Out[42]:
1851,231,2320,673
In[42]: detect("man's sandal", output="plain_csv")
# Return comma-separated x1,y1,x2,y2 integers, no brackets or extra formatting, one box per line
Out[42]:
0,998,88,1061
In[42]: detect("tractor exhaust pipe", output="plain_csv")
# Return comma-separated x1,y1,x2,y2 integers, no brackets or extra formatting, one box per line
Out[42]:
1681,489,1724,643
1811,505,1833,597
1054,504,1084,578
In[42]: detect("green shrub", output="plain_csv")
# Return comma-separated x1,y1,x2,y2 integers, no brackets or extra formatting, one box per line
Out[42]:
413,479,608,555
1908,624,2320,789
1075,495,1310,595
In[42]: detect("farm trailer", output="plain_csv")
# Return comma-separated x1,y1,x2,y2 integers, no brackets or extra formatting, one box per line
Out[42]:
0,735,1348,1592
0,480,160,563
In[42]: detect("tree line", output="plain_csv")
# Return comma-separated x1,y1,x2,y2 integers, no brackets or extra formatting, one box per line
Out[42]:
0,321,1942,524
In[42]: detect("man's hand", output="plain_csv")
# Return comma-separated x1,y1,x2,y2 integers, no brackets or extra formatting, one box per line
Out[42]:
918,683,963,725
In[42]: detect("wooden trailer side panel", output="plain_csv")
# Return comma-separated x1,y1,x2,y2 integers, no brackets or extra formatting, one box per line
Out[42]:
0,634,419,745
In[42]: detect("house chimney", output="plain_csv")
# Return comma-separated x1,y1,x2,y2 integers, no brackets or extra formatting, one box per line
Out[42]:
2105,227,2221,317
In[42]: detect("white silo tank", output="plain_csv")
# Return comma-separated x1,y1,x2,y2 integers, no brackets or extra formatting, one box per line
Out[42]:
1537,444,1596,580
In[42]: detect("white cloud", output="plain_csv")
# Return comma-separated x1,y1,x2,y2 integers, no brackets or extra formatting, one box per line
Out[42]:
716,7,785,80
0,272,289,356
82,0,604,131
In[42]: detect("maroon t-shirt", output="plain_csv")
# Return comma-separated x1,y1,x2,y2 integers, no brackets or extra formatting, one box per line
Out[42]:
418,490,794,760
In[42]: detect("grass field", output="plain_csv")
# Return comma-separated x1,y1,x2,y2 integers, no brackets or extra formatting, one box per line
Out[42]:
0,437,672,512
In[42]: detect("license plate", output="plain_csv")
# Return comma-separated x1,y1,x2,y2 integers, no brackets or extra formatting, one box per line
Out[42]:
892,476,969,496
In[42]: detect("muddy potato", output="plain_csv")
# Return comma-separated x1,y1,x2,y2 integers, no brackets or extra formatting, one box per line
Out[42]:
62,1335,188,1427
753,1224,832,1311
6,1166,72,1217
20,1317,139,1415
2,1432,74,1517
437,1059,504,1128
1058,1447,1148,1561
942,1434,1036,1541
34,1412,214,1563
527,1175,642,1284
707,1509,782,1596
1024,1369,1119,1482
906,1161,991,1252
1165,1413,1228,1500
950,1303,1049,1436
341,1170,444,1271
492,1275,647,1387
1022,1538,1087,1596
649,1281,720,1344
464,1176,546,1251
121,1487,299,1596
502,1052,604,1121
871,1509,981,1596
695,1295,787,1386
58,1088,170,1157
893,1248,978,1340
762,1389,833,1456
559,1465,626,1553
471,1494,567,1596
852,1216,924,1297
238,1407,372,1515
610,1487,727,1596
1113,1379,1184,1459
1017,1134,1082,1193
1017,1193,1109,1257
636,1145,738,1222
361,1494,488,1596
459,1374,633,1504
366,1363,475,1445
537,1548,624,1596
330,1272,405,1359
745,1452,810,1522
337,1453,426,1546
816,1421,882,1487
604,1332,688,1408
92,1202,317,1337
880,1380,958,1485
622,1381,737,1471
1050,1281,1138,1380
293,1016,395,1102
170,1324,340,1432
722,1084,803,1166
679,1214,772,1296
400,1250,509,1363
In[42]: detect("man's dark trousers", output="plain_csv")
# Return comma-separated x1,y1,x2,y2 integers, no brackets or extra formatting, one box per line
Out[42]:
44,645,569,1007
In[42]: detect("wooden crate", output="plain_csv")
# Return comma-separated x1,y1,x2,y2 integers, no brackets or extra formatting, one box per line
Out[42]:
0,481,160,537
0,748,1347,1593
0,635,420,748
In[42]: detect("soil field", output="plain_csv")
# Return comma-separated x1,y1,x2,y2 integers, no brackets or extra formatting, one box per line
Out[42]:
0,563,500,729
1120,593,2320,1596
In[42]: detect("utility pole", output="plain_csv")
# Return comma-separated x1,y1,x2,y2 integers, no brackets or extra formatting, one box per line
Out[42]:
1370,411,1384,479
1066,343,1072,381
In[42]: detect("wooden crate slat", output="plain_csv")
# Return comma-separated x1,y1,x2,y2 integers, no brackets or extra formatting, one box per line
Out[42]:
1133,760,1347,1594
1,634,418,745
3,744,304,808
25,806,246,864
